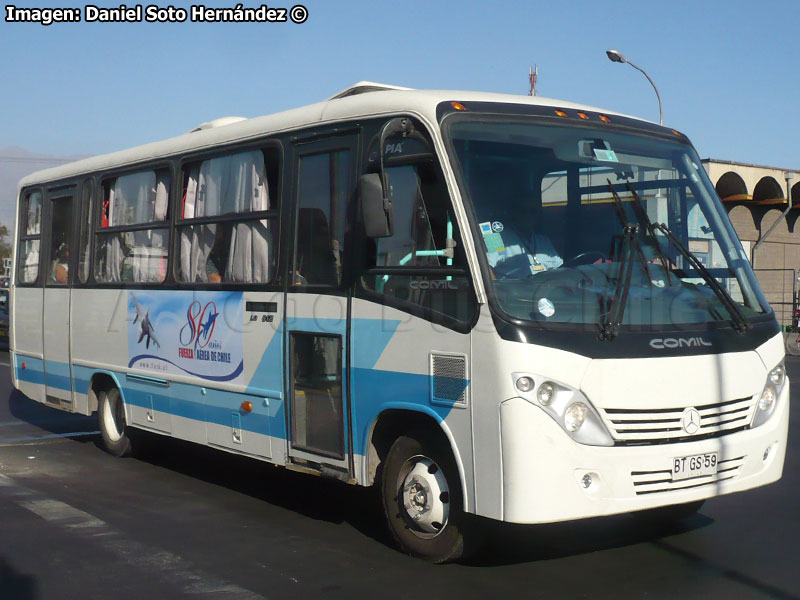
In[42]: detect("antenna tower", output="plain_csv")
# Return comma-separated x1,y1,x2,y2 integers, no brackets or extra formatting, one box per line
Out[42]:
529,65,538,96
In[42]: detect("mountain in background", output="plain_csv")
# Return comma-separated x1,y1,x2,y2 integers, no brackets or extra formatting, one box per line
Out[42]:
0,146,92,238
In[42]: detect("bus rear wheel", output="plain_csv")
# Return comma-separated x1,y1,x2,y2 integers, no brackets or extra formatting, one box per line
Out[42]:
98,387,133,457
381,433,467,563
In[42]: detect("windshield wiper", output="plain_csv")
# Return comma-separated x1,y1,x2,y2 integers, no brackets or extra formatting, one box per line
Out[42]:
651,222,749,333
600,180,647,341
600,223,638,340
625,182,674,286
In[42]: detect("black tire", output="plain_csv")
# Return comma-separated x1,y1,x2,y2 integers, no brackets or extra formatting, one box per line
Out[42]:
381,432,469,563
643,500,705,523
98,387,134,457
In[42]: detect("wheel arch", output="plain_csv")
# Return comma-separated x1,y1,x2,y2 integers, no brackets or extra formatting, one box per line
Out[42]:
363,404,469,512
87,370,125,415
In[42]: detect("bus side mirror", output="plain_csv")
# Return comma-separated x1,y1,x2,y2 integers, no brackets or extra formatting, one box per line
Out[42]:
359,117,416,239
359,173,393,238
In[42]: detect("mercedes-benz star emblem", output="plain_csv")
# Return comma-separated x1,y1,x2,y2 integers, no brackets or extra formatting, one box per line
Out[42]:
681,407,701,435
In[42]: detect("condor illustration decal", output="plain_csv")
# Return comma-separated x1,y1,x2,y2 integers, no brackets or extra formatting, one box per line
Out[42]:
128,291,244,382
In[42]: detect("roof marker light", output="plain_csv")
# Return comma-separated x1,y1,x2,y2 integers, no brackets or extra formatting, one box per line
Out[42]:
598,114,611,123
554,110,568,117
672,129,682,136
577,112,590,120
450,101,466,111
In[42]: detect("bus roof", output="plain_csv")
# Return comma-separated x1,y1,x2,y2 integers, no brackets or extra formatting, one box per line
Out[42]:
18,83,641,188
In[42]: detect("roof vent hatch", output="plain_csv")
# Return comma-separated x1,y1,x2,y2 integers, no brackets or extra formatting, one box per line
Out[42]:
327,81,413,101
188,116,247,133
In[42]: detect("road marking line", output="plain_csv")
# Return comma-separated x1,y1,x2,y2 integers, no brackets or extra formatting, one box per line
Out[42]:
0,439,75,448
1,473,266,599
0,431,100,445
0,361,10,367
0,420,95,428
21,498,107,529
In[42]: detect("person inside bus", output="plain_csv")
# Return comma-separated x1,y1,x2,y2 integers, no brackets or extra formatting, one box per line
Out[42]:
206,257,222,284
51,243,69,284
469,159,563,278
205,226,227,284
483,210,563,278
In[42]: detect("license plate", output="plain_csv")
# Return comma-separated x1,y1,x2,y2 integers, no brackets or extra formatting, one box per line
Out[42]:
672,452,718,481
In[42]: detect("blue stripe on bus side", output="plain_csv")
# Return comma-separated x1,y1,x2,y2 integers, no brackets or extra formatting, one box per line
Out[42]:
350,367,468,456
244,317,403,393
15,356,85,395
72,372,91,397
15,355,46,386
20,356,468,457
72,364,283,437
43,360,72,393
243,316,408,454
70,365,115,397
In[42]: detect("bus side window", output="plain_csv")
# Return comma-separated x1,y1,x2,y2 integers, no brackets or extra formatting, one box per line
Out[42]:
17,190,42,285
293,150,350,287
177,148,279,285
48,198,73,285
95,169,170,284
361,162,476,324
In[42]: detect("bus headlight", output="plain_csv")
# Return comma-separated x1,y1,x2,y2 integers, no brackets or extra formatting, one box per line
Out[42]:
758,386,776,412
537,382,555,406
510,373,614,446
565,402,587,432
515,376,534,393
752,361,786,428
768,364,785,387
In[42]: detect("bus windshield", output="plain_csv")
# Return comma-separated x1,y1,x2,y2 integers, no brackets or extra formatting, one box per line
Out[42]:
446,116,771,331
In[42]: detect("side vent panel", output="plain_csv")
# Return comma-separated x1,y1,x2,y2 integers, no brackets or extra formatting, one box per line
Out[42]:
430,352,469,408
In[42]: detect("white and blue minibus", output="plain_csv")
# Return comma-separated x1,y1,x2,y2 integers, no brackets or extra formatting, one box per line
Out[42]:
11,83,789,562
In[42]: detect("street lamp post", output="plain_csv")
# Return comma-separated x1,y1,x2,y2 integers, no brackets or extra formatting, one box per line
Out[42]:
606,49,663,126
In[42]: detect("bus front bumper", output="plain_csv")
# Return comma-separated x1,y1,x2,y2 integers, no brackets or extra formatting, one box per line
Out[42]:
498,383,789,524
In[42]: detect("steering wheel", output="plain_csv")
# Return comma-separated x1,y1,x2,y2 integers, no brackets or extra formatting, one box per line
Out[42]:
492,253,534,279
561,251,607,268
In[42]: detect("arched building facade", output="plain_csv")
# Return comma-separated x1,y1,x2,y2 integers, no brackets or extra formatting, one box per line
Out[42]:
702,159,800,325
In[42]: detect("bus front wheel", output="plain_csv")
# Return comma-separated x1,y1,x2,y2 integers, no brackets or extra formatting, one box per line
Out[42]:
98,387,133,457
381,433,467,563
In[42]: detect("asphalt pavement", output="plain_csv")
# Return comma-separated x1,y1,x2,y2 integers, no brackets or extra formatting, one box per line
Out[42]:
0,350,798,600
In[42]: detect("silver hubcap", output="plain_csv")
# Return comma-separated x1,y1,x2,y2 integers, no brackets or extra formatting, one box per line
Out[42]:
399,456,450,537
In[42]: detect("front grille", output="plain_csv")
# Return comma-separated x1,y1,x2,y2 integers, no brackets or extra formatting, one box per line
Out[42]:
601,396,757,445
631,455,746,495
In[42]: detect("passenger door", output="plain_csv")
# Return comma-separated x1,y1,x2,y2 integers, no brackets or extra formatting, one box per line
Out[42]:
285,135,357,475
42,189,75,408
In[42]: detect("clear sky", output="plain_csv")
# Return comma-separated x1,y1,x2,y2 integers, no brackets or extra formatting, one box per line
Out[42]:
1,0,799,169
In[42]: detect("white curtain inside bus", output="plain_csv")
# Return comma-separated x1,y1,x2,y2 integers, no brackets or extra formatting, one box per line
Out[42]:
100,171,169,283
179,150,272,283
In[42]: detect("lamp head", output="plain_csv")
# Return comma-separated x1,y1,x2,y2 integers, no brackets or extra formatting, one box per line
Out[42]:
606,49,627,64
